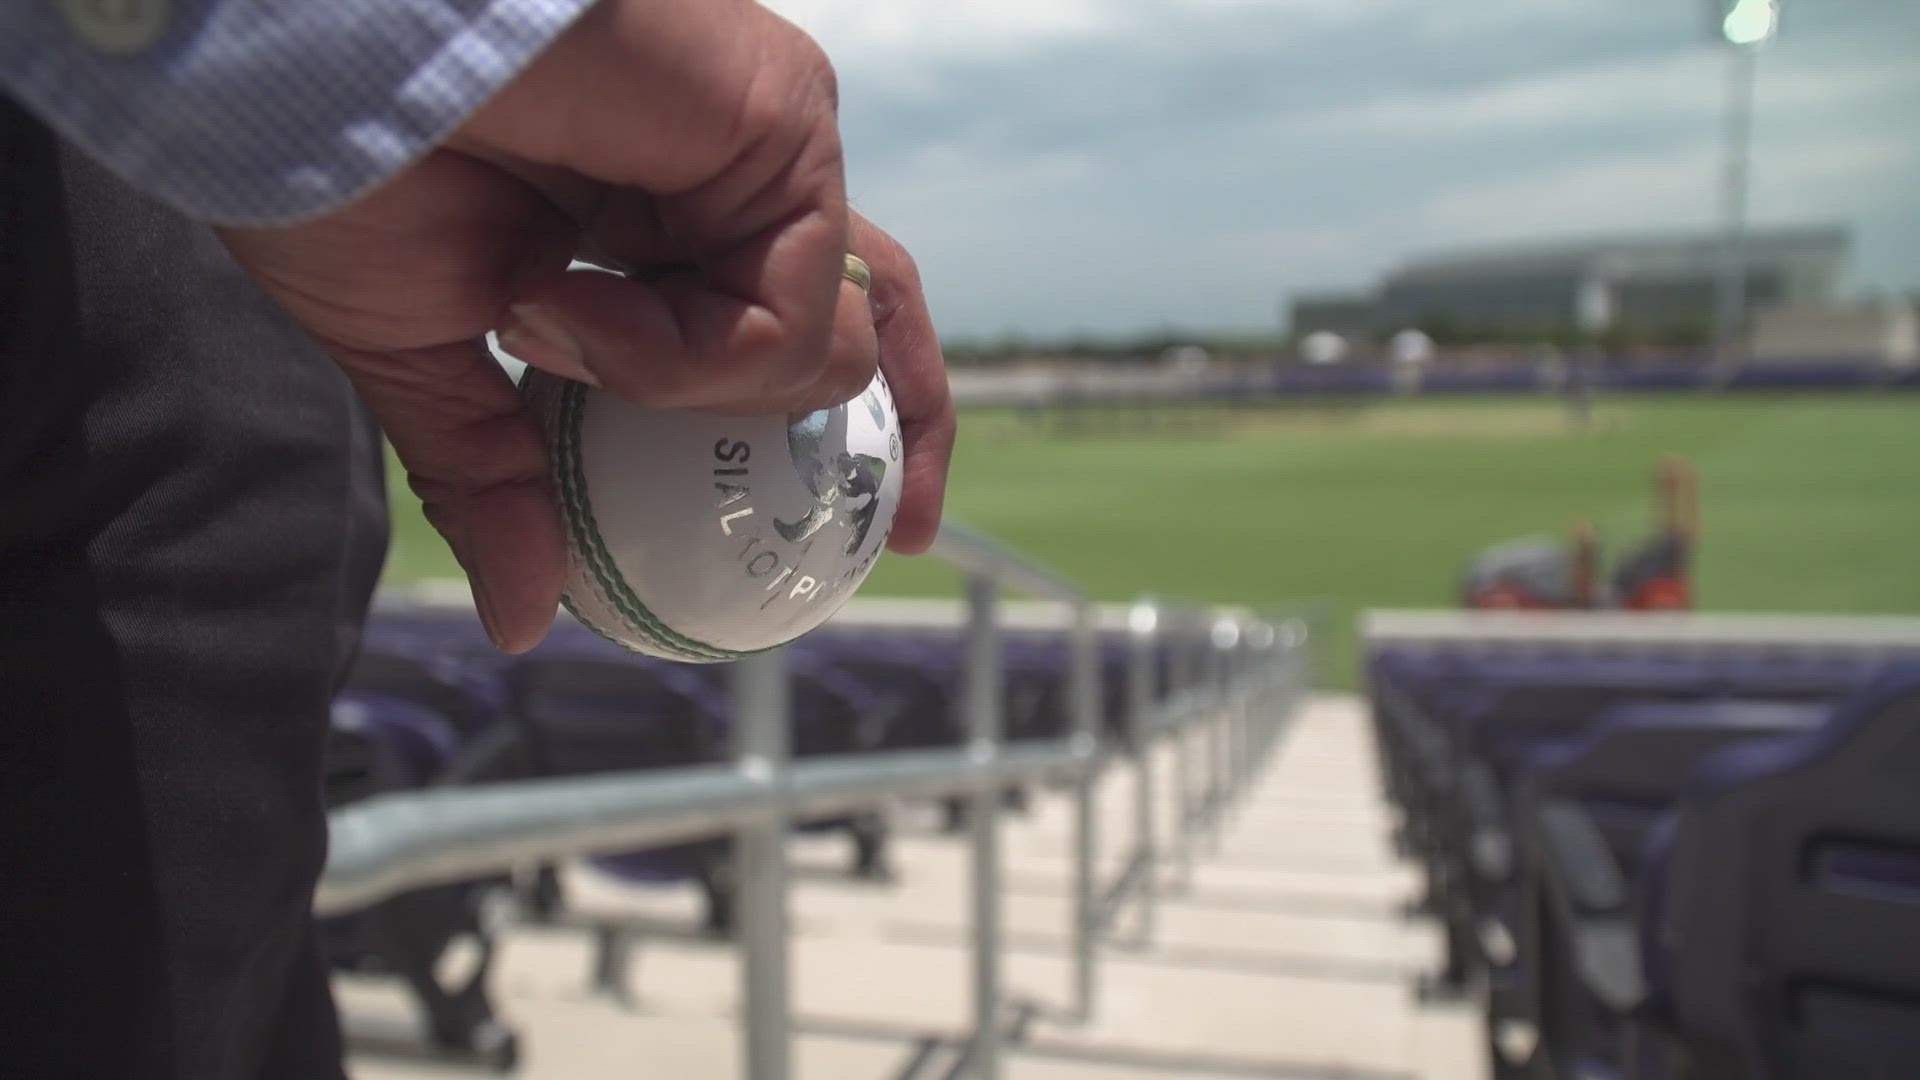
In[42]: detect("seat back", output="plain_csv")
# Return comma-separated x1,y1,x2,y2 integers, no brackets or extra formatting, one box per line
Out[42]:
346,648,486,734
1530,699,1828,873
784,650,901,756
1654,670,1920,1079
321,692,493,982
1003,635,1070,742
505,652,727,777
359,608,520,725
330,691,465,790
806,646,956,750
504,650,733,882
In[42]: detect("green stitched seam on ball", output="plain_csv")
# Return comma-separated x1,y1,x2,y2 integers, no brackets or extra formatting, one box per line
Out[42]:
555,380,755,662
555,381,732,661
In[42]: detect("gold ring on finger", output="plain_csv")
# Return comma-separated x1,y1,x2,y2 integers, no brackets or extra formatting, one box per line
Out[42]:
842,254,872,294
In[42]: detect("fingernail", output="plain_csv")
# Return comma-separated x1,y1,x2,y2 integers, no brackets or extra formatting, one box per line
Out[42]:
446,523,512,652
470,573,513,653
501,304,601,387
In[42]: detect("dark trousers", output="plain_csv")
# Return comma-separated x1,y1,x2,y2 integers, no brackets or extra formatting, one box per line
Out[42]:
1,97,389,1079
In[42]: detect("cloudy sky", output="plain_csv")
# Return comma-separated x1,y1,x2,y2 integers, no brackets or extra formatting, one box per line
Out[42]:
765,0,1920,339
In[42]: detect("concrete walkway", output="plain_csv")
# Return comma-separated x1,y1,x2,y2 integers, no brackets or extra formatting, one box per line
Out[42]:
341,693,1486,1079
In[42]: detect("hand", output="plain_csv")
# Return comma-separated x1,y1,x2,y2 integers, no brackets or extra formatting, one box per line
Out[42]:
215,0,953,652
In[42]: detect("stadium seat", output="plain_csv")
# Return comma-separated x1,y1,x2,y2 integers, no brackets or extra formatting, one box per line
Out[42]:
1501,699,1827,1078
1627,669,1920,1080
1362,640,1918,998
801,634,959,752
503,648,738,936
341,646,526,783
322,692,519,1072
677,647,899,879
350,622,571,913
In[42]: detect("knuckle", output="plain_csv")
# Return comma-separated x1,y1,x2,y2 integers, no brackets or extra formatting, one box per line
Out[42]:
595,358,669,404
725,87,788,153
765,361,831,400
783,29,838,105
728,314,830,399
819,331,879,400
873,231,917,278
736,27,838,142
862,235,923,312
891,246,922,288
827,349,878,396
810,46,840,112
404,423,548,507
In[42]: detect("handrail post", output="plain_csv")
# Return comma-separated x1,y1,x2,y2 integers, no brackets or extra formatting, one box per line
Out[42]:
1167,623,1195,887
1262,648,1274,763
1225,629,1244,817
1208,618,1237,847
1282,619,1308,757
1127,600,1160,946
1222,628,1240,807
1233,630,1251,800
964,573,1004,1079
735,648,792,1080
1068,600,1101,1021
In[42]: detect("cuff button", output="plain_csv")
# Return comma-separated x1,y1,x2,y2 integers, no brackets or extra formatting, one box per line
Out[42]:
61,0,170,55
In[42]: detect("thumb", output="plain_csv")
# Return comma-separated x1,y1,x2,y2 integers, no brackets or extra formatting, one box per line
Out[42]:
330,338,566,652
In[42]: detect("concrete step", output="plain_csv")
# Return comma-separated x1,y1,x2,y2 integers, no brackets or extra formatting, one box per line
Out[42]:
343,693,1486,1080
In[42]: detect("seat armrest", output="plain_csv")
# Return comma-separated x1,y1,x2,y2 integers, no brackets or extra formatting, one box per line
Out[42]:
1538,802,1626,914
1571,922,1647,1012
1463,763,1511,881
1472,832,1513,882
1534,801,1647,1012
434,725,528,787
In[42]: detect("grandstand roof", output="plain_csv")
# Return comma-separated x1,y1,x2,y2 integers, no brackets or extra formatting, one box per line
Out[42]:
1389,224,1850,285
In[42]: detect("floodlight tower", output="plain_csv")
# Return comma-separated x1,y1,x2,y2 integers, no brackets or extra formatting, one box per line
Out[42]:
1711,0,1778,381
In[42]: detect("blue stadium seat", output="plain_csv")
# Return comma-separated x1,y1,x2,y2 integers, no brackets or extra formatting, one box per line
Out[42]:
1421,367,1545,393
1597,367,1709,391
1504,700,1827,1079
798,633,958,752
1362,640,1915,1000
331,690,463,787
671,646,898,878
504,647,739,932
1628,668,1920,1080
357,607,532,737
1729,360,1886,390
322,691,519,1071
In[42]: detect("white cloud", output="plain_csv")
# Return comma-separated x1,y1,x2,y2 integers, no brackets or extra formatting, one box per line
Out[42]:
770,0,1410,57
759,0,1920,335
1414,140,1914,245
767,0,1128,51
1281,38,1916,143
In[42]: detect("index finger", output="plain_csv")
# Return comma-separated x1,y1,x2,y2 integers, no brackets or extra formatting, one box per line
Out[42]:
850,214,954,554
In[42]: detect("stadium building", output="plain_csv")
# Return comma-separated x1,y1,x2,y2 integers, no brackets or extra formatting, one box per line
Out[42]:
1291,224,1851,345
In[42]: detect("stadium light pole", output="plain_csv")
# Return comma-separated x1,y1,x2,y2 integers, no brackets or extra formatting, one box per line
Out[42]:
1711,0,1778,381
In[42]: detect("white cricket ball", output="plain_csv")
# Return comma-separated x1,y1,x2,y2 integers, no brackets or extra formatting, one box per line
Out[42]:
522,370,904,661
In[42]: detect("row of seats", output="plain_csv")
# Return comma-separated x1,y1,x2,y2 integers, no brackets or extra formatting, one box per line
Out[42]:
322,606,1188,1071
1364,638,1920,1080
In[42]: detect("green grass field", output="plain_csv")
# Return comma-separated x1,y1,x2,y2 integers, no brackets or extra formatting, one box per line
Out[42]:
381,393,1920,683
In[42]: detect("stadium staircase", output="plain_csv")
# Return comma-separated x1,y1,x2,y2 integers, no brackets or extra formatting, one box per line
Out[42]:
340,690,1487,1080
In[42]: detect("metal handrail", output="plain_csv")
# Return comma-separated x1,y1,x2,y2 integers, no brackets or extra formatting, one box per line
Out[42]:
928,520,1084,602
319,520,1306,1079
317,743,1087,917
